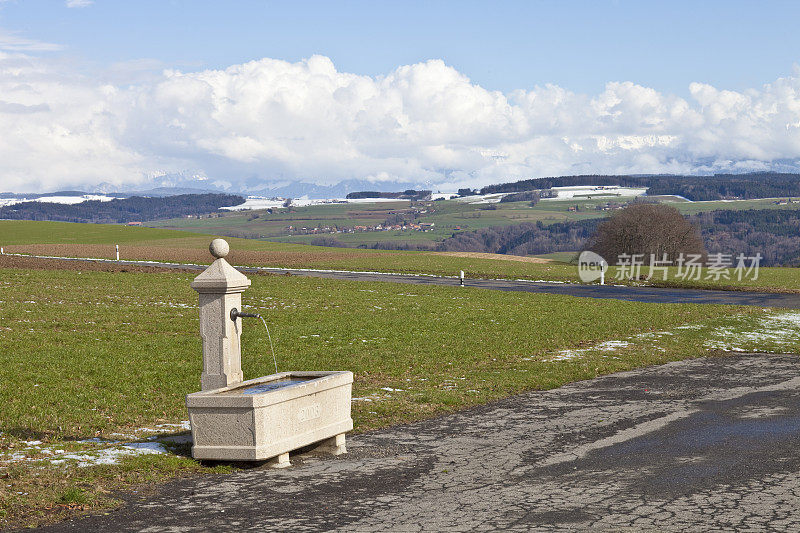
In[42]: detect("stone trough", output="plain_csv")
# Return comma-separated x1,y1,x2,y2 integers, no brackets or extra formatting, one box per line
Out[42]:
186,239,352,466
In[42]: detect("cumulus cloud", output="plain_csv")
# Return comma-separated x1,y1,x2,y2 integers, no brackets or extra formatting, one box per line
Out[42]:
2,52,800,193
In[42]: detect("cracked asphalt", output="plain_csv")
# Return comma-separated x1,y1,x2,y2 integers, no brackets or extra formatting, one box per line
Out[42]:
37,352,800,532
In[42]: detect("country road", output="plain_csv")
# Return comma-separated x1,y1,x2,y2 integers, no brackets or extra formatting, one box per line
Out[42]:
10,253,800,308
37,353,800,532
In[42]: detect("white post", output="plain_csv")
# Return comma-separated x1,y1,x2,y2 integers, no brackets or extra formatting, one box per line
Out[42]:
115,244,119,261
460,270,464,287
1,247,3,255
600,270,604,285
191,239,251,391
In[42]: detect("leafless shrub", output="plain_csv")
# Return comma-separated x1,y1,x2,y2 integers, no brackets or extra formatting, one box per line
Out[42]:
587,204,705,263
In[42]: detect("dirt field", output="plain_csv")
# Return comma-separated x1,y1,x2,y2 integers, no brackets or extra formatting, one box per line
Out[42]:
0,255,296,278
434,251,553,263
2,243,369,268
0,254,199,274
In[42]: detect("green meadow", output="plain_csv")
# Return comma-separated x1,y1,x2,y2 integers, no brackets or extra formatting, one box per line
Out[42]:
0,263,768,527
4,220,800,292
144,195,800,248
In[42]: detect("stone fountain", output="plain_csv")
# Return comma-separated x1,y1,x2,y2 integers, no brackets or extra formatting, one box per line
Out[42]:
185,239,353,466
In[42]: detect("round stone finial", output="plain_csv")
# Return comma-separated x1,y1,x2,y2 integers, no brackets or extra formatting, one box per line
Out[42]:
209,238,229,259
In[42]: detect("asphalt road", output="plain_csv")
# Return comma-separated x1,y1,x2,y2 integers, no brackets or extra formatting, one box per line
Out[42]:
38,352,800,532
285,269,800,308
18,254,800,308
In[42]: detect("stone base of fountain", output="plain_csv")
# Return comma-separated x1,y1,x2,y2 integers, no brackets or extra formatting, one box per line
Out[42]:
187,371,353,462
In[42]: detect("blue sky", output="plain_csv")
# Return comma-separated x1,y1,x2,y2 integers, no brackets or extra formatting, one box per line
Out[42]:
3,0,799,96
1,1,800,193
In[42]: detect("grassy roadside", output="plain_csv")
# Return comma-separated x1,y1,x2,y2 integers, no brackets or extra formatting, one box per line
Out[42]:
583,265,800,293
0,264,769,528
144,195,800,245
3,220,800,292
7,241,800,293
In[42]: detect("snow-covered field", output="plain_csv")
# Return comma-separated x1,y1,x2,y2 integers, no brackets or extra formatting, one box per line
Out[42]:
0,194,119,208
430,192,460,201
220,197,288,211
452,193,510,204
541,186,648,200
220,196,408,211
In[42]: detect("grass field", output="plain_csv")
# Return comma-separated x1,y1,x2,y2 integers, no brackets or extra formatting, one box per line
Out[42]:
143,195,800,249
145,195,599,246
0,260,775,527
0,220,191,246
4,220,800,292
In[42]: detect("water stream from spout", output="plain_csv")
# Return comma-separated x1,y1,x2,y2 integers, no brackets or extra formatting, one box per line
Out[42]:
258,316,278,374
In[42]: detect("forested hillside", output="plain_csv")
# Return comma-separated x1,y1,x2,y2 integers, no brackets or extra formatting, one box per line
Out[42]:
345,190,432,200
0,194,245,224
481,173,800,201
368,220,599,256
434,220,598,256
695,208,800,266
368,208,800,266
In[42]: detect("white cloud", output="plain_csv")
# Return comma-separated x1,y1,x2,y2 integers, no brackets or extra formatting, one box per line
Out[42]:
65,0,93,7
2,52,800,193
0,30,63,52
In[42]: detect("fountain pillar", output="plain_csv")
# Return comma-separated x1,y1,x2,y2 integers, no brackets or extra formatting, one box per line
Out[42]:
191,238,251,391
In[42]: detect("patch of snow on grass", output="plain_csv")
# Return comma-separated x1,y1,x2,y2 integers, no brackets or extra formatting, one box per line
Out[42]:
545,340,631,362
134,421,191,434
594,340,630,351
0,420,194,469
50,442,169,467
704,312,800,352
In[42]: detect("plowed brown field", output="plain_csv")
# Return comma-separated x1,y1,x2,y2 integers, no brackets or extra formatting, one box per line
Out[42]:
3,243,367,268
434,251,552,263
0,254,195,273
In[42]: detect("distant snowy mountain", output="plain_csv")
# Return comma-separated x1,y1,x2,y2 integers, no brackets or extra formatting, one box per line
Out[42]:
245,179,439,199
12,172,444,200
108,186,240,197
92,172,235,196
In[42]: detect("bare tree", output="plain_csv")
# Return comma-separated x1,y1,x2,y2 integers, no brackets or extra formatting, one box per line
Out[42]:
588,203,705,263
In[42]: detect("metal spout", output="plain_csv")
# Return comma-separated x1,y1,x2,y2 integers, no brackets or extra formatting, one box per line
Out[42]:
230,307,261,322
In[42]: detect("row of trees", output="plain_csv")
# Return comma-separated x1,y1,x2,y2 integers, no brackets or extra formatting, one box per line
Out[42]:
692,208,800,266
345,190,432,200
435,220,597,255
358,204,800,266
498,190,542,204
588,204,800,266
364,219,599,255
481,175,649,194
480,172,800,201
